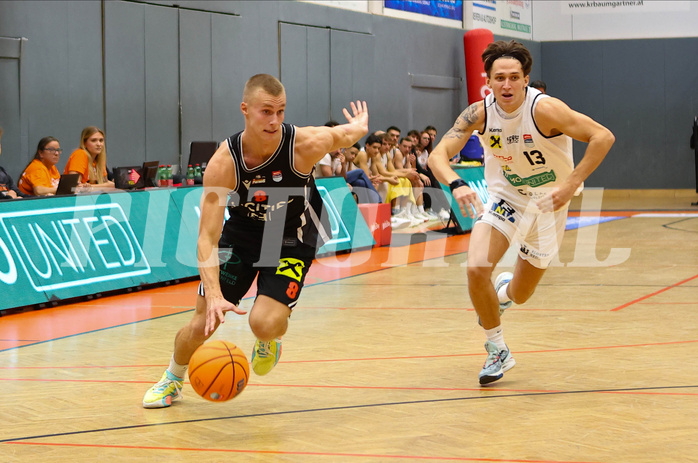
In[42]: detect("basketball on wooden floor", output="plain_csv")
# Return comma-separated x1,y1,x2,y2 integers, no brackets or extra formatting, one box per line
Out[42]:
188,340,250,402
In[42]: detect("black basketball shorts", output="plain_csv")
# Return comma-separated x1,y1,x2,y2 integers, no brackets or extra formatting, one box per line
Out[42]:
198,237,315,309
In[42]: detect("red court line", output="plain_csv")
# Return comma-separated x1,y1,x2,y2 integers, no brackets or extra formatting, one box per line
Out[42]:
3,338,696,370
0,441,608,463
611,274,698,311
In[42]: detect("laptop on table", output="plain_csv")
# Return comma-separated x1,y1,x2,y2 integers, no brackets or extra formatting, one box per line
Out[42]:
113,160,160,190
55,173,80,196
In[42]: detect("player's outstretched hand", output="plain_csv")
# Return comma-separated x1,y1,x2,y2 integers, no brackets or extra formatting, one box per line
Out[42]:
453,185,483,219
205,296,247,336
343,100,369,133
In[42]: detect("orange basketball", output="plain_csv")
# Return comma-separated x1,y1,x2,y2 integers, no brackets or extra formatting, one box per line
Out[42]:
188,340,250,402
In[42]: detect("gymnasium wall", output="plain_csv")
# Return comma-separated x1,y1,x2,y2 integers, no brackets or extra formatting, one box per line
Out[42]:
541,37,698,189
0,0,694,190
0,0,505,179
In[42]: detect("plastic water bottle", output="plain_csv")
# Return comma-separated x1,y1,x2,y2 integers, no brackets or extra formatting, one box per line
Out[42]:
194,164,202,179
186,164,195,186
157,165,166,187
166,165,173,187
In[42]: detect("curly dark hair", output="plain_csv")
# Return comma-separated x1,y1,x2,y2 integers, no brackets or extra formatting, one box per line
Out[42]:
482,40,533,77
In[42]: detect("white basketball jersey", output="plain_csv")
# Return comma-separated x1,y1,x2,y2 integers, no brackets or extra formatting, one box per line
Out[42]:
477,87,577,208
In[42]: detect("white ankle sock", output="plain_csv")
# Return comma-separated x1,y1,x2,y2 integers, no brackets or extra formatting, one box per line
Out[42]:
168,355,188,380
484,326,506,351
497,282,511,304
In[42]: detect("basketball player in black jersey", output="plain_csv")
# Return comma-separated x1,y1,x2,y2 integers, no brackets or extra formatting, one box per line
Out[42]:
144,74,369,408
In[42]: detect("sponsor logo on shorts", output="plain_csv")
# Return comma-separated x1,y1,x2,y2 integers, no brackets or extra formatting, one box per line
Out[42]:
489,199,516,223
520,244,550,260
276,257,305,282
218,248,242,265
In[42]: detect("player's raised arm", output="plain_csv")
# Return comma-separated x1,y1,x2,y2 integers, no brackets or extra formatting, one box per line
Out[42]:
294,101,369,172
428,102,486,218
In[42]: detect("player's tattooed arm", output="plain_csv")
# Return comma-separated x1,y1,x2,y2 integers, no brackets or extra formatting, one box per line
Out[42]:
443,103,483,140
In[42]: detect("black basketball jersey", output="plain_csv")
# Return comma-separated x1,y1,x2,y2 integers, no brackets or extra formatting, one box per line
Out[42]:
221,123,329,256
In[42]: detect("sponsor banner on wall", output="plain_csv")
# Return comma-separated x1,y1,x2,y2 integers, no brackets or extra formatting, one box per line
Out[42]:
465,1,533,39
315,177,375,255
385,0,464,21
0,182,375,310
439,165,488,233
0,189,203,310
560,0,690,15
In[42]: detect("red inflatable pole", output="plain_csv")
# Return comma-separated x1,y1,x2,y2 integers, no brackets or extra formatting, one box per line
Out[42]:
463,29,494,105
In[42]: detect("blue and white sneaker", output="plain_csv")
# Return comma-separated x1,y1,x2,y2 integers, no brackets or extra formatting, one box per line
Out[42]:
478,272,514,327
478,341,516,385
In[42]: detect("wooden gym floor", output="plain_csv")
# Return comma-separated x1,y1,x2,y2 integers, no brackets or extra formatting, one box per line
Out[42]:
1,189,697,463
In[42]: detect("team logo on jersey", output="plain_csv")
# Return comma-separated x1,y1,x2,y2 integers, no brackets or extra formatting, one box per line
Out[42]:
523,134,534,145
506,135,519,144
276,257,305,282
252,190,268,202
489,135,502,149
272,170,283,182
252,175,265,185
489,199,516,223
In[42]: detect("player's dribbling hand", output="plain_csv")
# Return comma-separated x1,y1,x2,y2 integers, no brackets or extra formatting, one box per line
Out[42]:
205,297,247,336
453,185,483,219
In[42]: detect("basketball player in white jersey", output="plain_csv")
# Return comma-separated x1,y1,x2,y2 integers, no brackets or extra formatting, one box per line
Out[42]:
428,40,614,385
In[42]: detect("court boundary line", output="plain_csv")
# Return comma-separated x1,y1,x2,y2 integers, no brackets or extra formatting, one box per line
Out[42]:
1,384,695,445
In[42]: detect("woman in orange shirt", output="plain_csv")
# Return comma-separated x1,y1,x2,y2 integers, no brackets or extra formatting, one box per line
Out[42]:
64,126,115,189
18,136,62,196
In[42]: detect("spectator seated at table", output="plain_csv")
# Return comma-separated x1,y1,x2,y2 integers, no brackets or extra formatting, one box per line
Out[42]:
18,136,62,196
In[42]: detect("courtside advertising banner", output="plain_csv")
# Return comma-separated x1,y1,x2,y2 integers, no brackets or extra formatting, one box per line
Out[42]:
315,176,375,255
464,1,532,39
560,1,690,15
384,0,464,21
0,181,375,310
0,189,202,310
439,166,488,233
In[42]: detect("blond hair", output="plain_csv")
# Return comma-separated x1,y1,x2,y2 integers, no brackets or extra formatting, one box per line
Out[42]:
242,74,285,103
79,126,107,184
